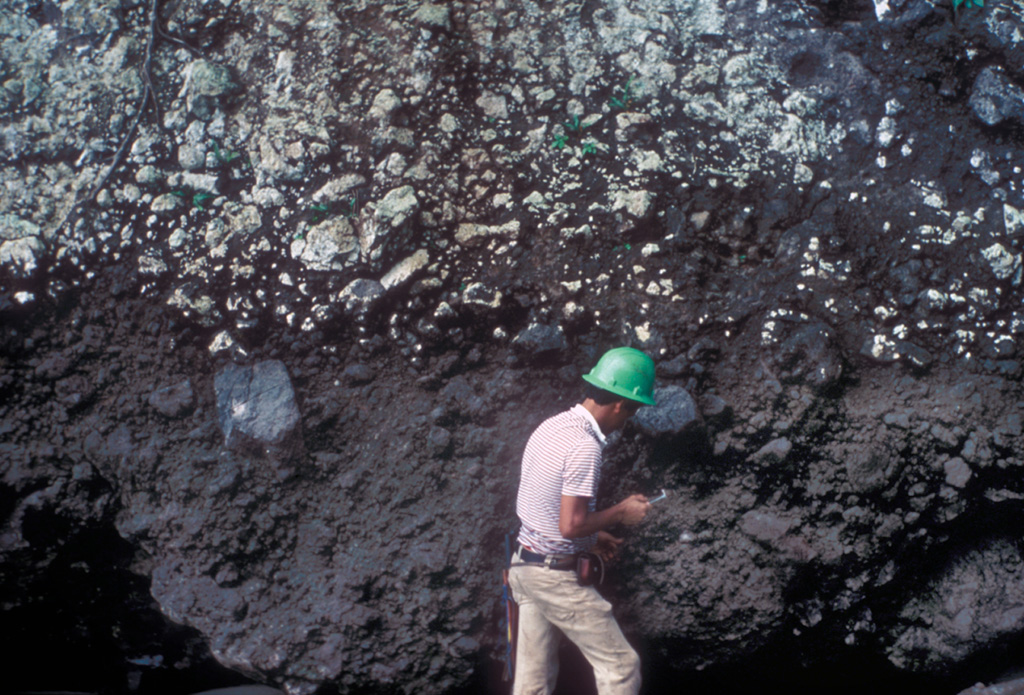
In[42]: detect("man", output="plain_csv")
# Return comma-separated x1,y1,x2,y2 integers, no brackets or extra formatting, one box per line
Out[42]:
509,346,656,695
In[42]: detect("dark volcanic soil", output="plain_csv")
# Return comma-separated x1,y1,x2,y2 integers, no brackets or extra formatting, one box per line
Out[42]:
2,0,1024,694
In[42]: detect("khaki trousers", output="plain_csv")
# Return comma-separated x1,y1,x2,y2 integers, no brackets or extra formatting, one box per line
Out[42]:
508,552,641,695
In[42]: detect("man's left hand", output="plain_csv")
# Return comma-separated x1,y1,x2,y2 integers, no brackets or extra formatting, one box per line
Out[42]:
595,531,624,562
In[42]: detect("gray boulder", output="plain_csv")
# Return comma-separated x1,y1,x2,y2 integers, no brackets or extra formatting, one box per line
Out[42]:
765,321,843,389
337,278,385,318
633,385,701,438
969,67,1024,127
214,360,303,464
511,323,569,363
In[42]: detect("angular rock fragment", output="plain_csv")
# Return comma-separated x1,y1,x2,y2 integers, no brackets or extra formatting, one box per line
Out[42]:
633,385,701,438
184,59,239,119
412,3,451,30
475,91,508,120
1004,203,1024,237
860,334,933,369
214,360,303,463
337,278,384,318
151,193,184,213
381,249,429,291
769,322,843,389
312,174,366,203
969,67,1024,127
368,88,401,121
454,221,520,247
511,323,568,363
375,186,418,228
753,437,792,464
293,218,359,272
980,243,1022,285
0,236,45,276
943,457,972,488
461,282,502,311
611,188,654,219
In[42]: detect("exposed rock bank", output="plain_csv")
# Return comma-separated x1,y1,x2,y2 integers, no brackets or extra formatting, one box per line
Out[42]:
2,0,1023,694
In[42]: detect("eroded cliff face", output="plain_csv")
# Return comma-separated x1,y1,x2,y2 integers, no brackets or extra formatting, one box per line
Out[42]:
2,0,1023,693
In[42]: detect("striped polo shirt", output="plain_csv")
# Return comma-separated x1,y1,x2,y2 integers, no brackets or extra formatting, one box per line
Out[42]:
516,404,606,555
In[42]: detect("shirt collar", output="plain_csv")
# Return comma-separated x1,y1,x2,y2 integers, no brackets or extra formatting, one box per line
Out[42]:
572,403,607,447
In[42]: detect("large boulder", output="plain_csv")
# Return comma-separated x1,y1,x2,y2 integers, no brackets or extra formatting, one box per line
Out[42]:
633,385,701,438
214,360,303,465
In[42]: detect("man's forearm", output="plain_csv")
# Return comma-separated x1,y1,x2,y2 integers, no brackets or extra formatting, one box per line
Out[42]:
560,497,625,539
560,494,650,539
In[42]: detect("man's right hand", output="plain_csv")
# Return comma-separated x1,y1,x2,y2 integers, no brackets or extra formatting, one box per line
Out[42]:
618,494,650,526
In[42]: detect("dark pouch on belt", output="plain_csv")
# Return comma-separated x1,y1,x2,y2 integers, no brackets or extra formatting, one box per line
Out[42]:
576,552,604,587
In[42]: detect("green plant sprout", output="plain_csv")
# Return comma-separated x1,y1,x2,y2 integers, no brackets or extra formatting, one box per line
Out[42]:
213,142,241,165
609,76,639,110
554,114,593,152
564,115,584,132
581,140,597,155
309,196,358,223
310,202,330,223
192,192,215,210
170,189,216,210
954,0,983,7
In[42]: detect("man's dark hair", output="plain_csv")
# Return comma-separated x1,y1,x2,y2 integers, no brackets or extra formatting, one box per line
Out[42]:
584,382,625,405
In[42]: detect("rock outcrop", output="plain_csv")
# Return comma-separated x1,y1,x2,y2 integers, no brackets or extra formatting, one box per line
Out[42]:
1,0,1023,694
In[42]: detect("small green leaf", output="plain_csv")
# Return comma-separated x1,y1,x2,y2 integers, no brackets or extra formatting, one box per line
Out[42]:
213,142,241,164
192,192,215,210
552,134,569,150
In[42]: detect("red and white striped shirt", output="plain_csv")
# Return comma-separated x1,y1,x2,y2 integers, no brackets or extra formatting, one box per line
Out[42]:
516,404,606,555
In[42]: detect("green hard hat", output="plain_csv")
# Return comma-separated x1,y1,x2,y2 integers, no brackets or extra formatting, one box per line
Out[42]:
582,347,656,406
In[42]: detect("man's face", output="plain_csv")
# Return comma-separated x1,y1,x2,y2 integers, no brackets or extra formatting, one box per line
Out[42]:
610,399,642,431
